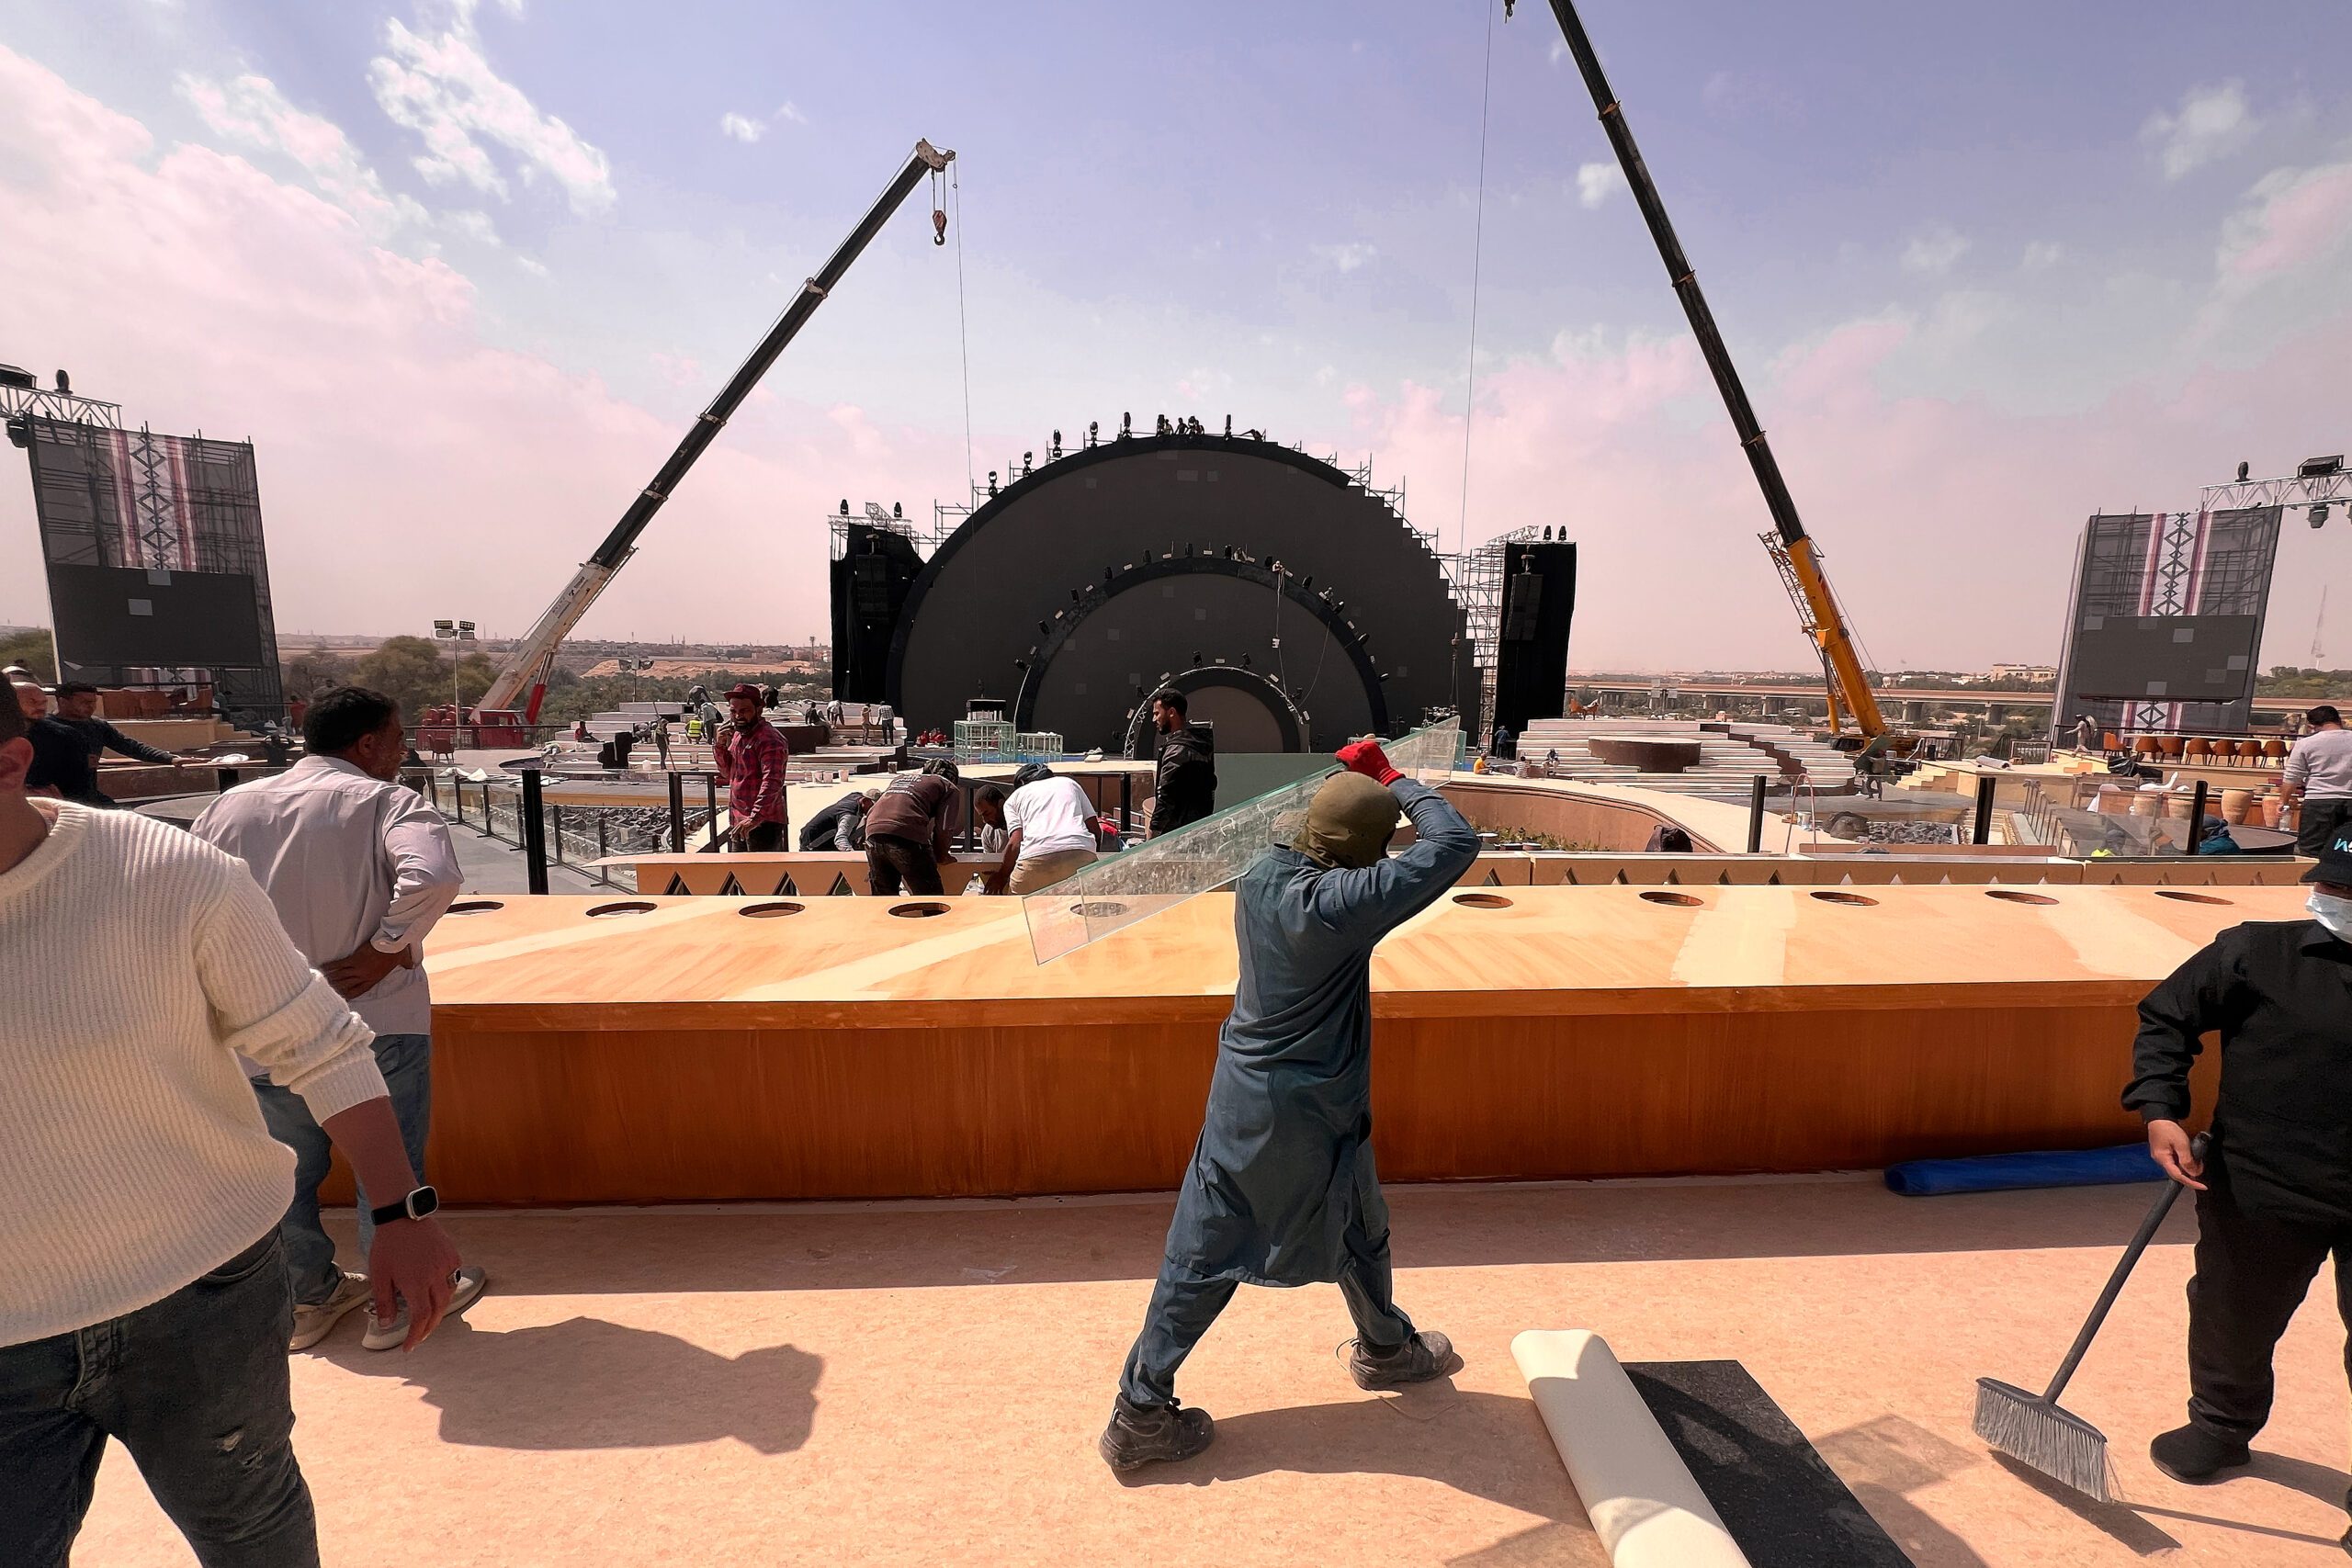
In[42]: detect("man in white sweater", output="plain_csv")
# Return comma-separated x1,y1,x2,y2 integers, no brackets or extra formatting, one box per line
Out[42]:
0,694,463,1567
196,685,481,1352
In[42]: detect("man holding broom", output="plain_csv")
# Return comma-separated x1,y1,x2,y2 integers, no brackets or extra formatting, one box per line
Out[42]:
2124,822,2352,1502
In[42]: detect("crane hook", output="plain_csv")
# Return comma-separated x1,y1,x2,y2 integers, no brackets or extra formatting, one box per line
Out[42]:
933,207,947,246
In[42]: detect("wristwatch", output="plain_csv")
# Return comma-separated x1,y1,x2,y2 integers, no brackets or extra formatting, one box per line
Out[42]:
368,1185,440,1227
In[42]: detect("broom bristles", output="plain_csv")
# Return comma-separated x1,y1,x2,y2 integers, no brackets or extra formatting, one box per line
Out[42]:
1973,1377,2111,1503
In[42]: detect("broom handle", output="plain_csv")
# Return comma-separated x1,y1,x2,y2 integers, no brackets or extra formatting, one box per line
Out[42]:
2043,1133,2209,1404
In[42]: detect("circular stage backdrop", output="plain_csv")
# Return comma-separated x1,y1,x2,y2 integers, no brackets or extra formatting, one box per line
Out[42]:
887,431,1466,752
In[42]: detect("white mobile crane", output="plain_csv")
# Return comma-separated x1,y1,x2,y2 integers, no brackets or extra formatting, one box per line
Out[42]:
454,139,955,745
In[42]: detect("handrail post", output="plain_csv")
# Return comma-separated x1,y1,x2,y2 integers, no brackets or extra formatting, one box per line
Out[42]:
669,771,687,854
1746,775,1766,854
1972,774,1997,846
520,768,549,895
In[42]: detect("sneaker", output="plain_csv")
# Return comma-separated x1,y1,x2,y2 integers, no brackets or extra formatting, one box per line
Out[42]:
2149,1423,2252,1483
362,1265,488,1351
1348,1329,1461,1391
288,1271,371,1351
1098,1396,1215,1472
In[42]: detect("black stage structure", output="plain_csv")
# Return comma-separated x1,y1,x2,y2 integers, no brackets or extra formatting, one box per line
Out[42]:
851,430,1477,754
11,411,286,722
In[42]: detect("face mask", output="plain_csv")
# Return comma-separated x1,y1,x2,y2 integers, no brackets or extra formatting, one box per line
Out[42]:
2308,890,2352,942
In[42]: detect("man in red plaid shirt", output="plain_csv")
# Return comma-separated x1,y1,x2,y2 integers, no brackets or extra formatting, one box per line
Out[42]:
711,683,789,852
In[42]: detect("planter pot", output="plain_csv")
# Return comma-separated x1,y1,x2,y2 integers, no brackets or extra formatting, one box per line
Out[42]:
2259,795,2284,829
2221,787,2254,825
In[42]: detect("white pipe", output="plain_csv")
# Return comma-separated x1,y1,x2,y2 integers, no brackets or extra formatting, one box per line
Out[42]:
1510,1329,1752,1568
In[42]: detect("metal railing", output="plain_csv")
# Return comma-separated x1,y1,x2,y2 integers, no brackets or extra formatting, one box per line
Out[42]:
404,767,725,890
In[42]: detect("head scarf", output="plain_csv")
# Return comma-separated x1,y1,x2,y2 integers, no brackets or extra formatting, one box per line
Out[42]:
1012,762,1055,788
1293,772,1399,869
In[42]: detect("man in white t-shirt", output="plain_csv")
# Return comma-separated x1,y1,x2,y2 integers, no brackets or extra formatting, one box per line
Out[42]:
991,764,1102,893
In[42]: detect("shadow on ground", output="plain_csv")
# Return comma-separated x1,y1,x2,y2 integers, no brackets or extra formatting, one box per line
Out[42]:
425,1179,2203,1296
326,1315,820,1452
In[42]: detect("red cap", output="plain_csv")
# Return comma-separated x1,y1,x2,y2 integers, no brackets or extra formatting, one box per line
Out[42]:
723,683,763,702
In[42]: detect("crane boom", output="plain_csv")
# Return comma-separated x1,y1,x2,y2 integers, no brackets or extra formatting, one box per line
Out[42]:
477,138,956,721
1535,2,1887,739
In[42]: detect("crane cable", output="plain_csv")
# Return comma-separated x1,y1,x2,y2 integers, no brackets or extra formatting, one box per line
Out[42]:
951,161,976,501
1455,0,1498,560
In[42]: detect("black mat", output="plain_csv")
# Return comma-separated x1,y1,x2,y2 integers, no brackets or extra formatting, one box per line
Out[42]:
1624,1359,1913,1568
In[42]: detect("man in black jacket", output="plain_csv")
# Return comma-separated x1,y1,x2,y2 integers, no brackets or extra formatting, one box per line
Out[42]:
2123,822,2352,1497
51,682,187,803
1147,689,1216,836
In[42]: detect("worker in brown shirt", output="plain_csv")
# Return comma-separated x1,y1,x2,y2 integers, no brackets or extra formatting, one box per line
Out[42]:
863,760,961,896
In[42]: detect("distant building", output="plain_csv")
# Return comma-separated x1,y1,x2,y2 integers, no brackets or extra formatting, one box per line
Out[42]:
1986,664,2057,683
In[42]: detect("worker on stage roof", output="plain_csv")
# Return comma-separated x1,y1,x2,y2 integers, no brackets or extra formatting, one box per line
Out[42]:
1100,738,1478,1471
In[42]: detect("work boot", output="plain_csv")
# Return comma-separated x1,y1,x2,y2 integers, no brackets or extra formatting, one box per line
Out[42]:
1349,1329,1460,1391
2149,1423,2251,1483
1098,1396,1215,1472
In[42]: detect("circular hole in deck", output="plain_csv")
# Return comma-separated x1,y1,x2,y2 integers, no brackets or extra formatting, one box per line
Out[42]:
1984,889,2059,906
889,901,952,918
1071,901,1130,919
1452,893,1514,909
1639,890,1703,907
585,900,657,918
740,901,805,919
1810,889,1879,906
2154,889,2233,905
446,899,503,915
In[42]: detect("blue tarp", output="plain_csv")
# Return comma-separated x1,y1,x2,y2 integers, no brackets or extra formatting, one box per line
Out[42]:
1883,1143,2163,1196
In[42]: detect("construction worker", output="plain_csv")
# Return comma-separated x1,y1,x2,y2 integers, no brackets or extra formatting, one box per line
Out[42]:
2125,821,2352,1497
1147,689,1216,835
863,760,960,896
1100,739,1478,1470
711,683,788,852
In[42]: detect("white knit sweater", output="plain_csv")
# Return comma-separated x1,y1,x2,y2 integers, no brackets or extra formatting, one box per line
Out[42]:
0,801,388,1346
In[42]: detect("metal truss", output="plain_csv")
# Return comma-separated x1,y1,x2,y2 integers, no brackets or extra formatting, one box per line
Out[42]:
2199,468,2352,513
0,384,120,428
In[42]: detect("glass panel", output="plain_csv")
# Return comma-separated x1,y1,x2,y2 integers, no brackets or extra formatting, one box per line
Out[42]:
1022,721,1460,964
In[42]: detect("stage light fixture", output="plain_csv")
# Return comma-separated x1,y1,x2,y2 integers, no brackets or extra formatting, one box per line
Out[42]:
2236,460,2251,482
893,502,903,519
54,368,70,395
2299,455,2346,479
839,499,850,515
2311,504,2330,530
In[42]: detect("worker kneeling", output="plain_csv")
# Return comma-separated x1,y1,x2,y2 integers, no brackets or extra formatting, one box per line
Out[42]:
1101,739,1478,1471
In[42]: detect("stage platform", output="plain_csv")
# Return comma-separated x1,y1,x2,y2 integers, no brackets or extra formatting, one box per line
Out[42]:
361,882,2304,1207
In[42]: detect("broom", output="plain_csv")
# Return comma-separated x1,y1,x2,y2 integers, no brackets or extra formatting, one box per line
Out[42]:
1973,1133,2206,1502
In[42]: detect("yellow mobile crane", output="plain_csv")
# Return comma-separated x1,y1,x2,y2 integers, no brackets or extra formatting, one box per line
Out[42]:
1530,1,1892,744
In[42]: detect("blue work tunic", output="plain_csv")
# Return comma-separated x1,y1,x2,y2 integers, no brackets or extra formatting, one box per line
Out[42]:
1159,779,1480,1287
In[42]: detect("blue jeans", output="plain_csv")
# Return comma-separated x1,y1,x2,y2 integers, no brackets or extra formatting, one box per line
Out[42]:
252,1032,431,1306
0,1231,318,1567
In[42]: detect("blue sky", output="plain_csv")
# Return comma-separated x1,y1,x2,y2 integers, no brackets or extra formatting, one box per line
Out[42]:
2,0,2348,671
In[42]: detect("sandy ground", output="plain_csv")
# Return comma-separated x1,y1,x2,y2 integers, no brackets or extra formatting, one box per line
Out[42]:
76,1177,2351,1566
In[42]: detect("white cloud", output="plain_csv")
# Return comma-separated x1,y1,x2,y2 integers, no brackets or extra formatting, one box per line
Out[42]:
1900,225,1970,276
2142,81,2256,181
440,207,500,245
2214,158,2352,297
368,3,615,215
1313,241,1377,274
514,254,548,276
718,111,763,143
775,100,806,125
177,73,425,240
2019,240,2064,272
1575,162,1621,209
1548,40,1568,65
